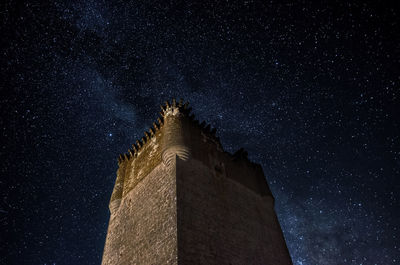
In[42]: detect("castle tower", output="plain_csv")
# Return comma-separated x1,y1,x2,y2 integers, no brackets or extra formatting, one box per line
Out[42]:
102,100,293,265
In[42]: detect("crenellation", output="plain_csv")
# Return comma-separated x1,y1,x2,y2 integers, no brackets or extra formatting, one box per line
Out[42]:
149,128,155,137
157,117,164,126
132,144,137,153
135,139,141,149
144,131,150,141
128,149,134,157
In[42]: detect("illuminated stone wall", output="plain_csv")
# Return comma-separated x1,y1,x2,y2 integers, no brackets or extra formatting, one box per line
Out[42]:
102,100,292,265
102,163,177,265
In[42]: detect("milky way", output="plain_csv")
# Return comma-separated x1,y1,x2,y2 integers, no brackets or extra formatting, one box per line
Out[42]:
1,1,399,264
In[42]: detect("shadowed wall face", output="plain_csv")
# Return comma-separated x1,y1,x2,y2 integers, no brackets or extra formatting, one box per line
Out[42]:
176,157,292,265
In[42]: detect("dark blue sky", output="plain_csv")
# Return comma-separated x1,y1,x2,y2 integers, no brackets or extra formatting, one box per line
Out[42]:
1,1,399,264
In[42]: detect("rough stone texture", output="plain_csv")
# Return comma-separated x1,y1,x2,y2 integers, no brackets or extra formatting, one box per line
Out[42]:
102,102,293,265
176,157,292,265
102,164,178,265
123,128,164,198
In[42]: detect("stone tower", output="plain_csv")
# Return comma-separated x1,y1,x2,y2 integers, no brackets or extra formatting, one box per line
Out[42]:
102,99,293,265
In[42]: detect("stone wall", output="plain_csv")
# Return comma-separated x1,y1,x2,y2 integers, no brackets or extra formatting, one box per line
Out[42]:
176,157,292,265
102,164,177,265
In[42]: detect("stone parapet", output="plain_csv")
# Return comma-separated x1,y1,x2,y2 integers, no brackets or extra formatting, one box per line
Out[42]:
109,99,273,213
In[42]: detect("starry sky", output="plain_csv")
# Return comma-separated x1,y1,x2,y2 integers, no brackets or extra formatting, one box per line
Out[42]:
1,1,399,264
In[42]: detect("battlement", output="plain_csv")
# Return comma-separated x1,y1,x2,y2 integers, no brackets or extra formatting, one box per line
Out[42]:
117,99,219,164
109,99,273,215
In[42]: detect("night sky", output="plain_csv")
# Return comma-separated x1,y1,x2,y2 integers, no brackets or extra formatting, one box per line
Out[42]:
1,1,399,264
